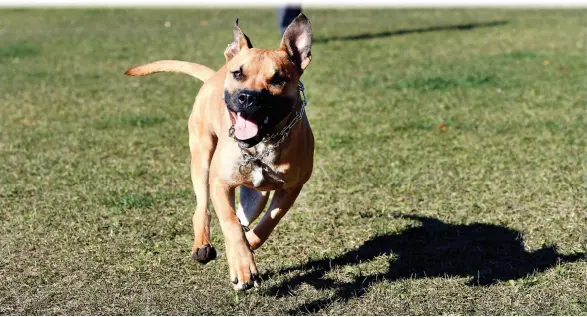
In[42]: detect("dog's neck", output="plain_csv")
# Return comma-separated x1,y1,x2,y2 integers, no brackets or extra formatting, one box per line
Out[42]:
268,98,303,139
245,98,301,154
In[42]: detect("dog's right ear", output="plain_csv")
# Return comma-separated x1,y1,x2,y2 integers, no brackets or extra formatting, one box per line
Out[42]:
224,19,253,62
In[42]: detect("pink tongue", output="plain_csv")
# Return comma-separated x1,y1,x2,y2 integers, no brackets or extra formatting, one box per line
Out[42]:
234,113,259,140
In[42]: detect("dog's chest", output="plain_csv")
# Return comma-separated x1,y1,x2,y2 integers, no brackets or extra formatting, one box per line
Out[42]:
244,143,288,189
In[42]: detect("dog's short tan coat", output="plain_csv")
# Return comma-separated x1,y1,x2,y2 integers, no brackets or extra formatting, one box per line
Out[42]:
126,14,314,291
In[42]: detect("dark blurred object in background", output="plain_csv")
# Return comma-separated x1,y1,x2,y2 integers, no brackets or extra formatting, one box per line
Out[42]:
277,5,302,36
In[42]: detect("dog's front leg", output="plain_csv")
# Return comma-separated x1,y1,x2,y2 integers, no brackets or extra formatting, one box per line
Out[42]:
246,185,303,250
210,179,259,291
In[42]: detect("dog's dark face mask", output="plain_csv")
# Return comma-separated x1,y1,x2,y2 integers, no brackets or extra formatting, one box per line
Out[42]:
224,88,295,148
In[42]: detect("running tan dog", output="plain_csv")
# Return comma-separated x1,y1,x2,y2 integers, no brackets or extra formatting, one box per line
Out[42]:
125,14,313,291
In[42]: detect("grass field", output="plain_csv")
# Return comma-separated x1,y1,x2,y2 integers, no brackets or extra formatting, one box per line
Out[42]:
1,8,586,315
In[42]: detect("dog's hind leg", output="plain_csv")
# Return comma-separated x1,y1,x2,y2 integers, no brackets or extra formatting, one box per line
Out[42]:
245,185,303,250
236,187,270,228
189,121,217,264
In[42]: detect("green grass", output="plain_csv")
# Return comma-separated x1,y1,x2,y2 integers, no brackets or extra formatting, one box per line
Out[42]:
0,41,41,59
97,115,166,129
0,8,585,315
395,73,497,90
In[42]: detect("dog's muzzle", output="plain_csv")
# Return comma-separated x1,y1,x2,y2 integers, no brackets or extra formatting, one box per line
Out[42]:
224,89,294,148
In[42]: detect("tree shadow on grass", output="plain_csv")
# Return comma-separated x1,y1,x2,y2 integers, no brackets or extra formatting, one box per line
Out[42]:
263,215,585,315
314,20,508,44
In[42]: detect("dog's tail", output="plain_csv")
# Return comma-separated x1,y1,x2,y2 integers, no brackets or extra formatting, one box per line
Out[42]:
125,60,216,82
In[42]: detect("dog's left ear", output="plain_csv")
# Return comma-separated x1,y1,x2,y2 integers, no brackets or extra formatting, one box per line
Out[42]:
225,19,253,62
280,13,312,71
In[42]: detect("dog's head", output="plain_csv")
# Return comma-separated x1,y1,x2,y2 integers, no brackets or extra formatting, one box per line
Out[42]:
223,14,312,148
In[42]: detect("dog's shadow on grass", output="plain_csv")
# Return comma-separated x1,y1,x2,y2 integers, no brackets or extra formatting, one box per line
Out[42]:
263,215,585,314
314,20,508,44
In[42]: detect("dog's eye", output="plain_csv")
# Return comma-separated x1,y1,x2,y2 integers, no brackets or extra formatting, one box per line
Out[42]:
231,69,244,81
270,75,287,86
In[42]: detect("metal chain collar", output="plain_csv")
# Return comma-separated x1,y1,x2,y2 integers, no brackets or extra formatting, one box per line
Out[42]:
229,81,307,175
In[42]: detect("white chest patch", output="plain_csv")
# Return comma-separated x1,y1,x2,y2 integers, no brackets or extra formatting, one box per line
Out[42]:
237,142,285,188
251,166,264,187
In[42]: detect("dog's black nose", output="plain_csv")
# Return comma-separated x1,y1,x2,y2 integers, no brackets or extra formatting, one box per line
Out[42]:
237,93,256,106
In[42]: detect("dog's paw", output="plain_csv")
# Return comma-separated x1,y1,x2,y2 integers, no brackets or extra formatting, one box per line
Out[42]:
232,273,261,291
192,244,217,264
226,243,260,291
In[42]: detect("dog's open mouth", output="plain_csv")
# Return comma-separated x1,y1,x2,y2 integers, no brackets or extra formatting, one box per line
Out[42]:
229,111,261,140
